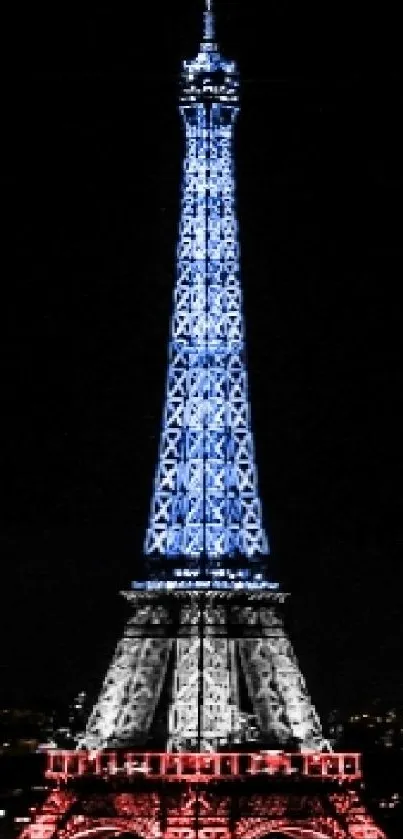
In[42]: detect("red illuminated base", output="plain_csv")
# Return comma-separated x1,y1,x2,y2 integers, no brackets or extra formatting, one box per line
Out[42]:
19,752,387,839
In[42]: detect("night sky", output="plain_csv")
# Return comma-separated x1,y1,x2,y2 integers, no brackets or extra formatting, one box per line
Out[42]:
1,1,402,720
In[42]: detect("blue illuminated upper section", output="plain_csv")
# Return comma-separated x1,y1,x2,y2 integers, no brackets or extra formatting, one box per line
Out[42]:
144,1,269,563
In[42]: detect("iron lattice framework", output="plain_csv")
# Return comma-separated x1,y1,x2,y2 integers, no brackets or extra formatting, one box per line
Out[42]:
144,0,268,561
79,0,328,756
76,1,328,757
20,772,387,839
81,593,327,752
20,4,387,839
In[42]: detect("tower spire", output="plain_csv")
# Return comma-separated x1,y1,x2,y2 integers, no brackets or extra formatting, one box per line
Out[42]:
203,0,215,42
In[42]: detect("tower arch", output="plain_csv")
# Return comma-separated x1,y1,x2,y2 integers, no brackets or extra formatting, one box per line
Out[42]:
64,823,158,839
238,825,343,839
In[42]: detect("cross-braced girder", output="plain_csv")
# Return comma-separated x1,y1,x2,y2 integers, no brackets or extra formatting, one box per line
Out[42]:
19,786,387,839
79,594,327,753
20,11,387,839
168,601,242,751
237,607,325,750
78,605,172,749
144,37,268,561
79,12,327,761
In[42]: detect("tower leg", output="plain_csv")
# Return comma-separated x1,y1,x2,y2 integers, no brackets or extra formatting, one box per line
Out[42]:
168,602,242,751
80,604,172,748
237,605,327,750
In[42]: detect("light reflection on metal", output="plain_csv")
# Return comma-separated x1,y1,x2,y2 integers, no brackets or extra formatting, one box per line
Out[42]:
144,13,268,561
78,9,328,757
79,594,327,752
22,764,387,839
18,6,388,839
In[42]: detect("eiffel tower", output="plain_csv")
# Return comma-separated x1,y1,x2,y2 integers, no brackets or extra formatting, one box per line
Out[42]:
21,3,387,838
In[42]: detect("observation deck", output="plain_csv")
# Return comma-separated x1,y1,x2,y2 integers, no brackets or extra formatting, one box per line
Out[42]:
180,2,238,108
46,750,362,784
180,45,239,108
130,558,281,597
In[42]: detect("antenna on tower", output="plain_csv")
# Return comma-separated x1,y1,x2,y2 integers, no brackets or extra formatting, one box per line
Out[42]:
203,0,216,43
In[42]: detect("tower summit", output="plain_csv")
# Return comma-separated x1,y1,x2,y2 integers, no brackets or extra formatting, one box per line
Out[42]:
203,0,215,43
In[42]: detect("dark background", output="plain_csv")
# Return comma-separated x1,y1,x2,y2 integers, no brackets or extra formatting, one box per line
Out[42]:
1,1,402,719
